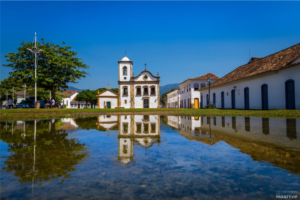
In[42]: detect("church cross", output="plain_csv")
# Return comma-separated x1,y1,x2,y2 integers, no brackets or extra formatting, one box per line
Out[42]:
144,63,147,70
107,83,110,89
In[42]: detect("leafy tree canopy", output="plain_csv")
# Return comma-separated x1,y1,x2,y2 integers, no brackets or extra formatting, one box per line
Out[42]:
3,39,90,100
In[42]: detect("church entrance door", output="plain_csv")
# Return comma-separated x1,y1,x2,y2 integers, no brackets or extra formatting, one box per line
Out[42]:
144,99,149,108
107,102,111,109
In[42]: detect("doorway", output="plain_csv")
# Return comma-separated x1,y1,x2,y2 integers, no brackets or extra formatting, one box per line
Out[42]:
285,80,295,109
244,87,249,110
194,98,199,109
107,102,111,109
231,90,236,109
221,91,224,109
143,99,149,108
261,84,268,110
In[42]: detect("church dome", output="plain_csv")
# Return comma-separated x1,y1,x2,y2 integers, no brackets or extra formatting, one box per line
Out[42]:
121,54,130,61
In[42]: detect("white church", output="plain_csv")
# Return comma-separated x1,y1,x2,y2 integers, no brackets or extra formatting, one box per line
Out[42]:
97,54,160,109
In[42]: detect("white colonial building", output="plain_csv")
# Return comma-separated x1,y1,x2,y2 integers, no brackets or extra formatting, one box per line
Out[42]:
199,43,300,110
167,88,180,108
97,54,160,109
60,90,79,108
178,73,219,109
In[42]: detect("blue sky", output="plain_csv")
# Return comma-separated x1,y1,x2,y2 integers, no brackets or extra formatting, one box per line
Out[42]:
1,1,300,89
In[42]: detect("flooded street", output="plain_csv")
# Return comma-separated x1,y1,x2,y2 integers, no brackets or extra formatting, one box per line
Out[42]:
1,115,300,199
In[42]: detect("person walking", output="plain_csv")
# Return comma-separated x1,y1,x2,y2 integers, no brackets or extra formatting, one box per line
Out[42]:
8,98,13,109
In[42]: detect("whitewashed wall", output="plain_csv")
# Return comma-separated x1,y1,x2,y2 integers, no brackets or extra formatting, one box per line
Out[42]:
134,72,157,81
133,84,159,108
201,65,300,110
119,63,132,82
99,97,118,109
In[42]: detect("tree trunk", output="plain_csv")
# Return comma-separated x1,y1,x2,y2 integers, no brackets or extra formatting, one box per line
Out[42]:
51,89,57,101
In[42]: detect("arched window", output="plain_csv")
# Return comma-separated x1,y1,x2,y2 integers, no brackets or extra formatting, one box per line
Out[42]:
194,83,199,91
123,67,127,75
143,86,148,95
150,86,156,95
123,87,128,96
136,86,141,96
201,83,206,88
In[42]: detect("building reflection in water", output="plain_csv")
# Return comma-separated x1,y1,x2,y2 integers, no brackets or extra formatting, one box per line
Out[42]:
97,115,161,166
262,118,269,135
166,115,300,173
167,115,299,148
286,119,297,140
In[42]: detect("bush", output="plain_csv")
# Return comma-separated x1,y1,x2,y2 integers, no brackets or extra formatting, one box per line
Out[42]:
63,104,67,108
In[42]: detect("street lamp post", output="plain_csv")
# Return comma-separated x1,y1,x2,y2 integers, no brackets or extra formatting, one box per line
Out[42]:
207,77,212,107
27,32,43,107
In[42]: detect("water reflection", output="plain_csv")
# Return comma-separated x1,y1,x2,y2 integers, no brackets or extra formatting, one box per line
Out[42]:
0,120,88,189
97,115,161,165
1,115,300,199
166,115,300,174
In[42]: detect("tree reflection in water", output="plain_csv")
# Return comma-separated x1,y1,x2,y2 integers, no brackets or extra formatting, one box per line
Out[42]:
0,120,88,188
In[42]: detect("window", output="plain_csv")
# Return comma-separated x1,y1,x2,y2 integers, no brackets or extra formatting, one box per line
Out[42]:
123,145,128,154
123,123,128,134
151,124,156,133
123,67,127,75
201,83,206,88
136,123,142,133
136,87,141,96
143,75,148,80
123,87,128,96
194,83,199,91
143,115,149,121
144,87,148,95
151,86,155,95
144,124,149,134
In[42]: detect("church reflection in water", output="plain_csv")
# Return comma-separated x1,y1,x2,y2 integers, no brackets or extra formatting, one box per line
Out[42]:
97,115,161,166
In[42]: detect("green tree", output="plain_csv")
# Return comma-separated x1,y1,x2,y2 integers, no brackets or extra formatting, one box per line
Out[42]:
160,88,174,106
75,89,97,108
3,39,90,100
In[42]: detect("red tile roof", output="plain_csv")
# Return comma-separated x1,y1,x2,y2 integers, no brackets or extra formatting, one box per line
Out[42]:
200,43,300,90
179,73,219,85
58,90,78,97
190,73,220,80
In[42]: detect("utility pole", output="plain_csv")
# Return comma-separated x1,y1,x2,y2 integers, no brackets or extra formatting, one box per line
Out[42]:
22,84,27,99
6,90,8,107
27,32,43,107
11,86,14,103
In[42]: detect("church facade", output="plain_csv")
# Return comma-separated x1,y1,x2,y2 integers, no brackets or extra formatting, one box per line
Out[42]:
118,54,160,108
97,54,160,109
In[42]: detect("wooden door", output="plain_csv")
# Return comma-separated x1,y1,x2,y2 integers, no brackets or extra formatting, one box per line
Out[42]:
261,84,268,110
194,98,199,109
244,87,249,110
231,90,235,109
285,80,295,109
107,102,111,109
221,92,224,109
144,99,149,108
